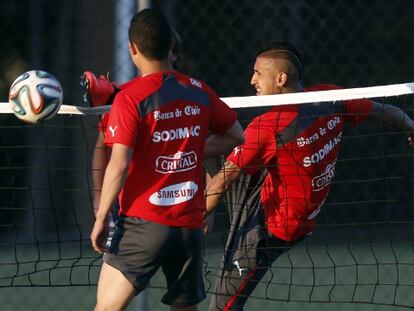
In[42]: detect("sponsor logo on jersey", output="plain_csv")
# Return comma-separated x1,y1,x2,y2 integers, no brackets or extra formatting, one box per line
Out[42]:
153,110,175,121
152,125,201,143
190,78,202,88
302,132,342,167
327,116,341,130
297,116,341,148
149,181,198,206
155,151,198,174
153,106,201,121
109,125,118,137
184,105,201,116
297,132,320,147
312,161,336,191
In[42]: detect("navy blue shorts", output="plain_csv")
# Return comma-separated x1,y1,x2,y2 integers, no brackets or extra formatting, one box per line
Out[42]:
103,216,206,306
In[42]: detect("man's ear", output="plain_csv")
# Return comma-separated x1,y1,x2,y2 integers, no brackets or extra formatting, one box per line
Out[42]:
275,72,288,87
129,41,138,56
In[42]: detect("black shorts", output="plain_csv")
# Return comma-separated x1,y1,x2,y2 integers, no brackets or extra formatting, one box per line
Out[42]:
103,216,206,306
209,170,300,310
208,209,296,311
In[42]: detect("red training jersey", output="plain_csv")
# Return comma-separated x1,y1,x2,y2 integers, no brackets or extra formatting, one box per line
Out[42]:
98,76,143,133
104,71,237,228
227,84,373,241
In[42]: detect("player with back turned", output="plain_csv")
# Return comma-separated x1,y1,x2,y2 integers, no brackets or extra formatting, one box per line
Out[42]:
86,28,182,246
90,8,245,311
85,21,183,311
205,40,414,310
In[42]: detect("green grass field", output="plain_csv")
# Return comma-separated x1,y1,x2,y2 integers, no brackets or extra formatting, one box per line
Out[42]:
2,225,414,311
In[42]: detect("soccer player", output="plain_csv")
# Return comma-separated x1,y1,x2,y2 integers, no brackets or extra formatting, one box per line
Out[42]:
88,34,184,311
205,40,414,310
89,8,245,311
87,27,182,232
86,33,181,311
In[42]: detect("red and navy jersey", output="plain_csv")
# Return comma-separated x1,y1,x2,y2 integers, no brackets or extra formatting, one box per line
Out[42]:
98,76,144,134
227,84,373,241
104,71,237,228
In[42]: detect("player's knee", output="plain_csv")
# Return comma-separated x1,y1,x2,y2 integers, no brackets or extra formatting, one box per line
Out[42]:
95,289,134,311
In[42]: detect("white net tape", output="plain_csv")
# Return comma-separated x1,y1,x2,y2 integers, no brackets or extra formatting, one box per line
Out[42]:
1,82,414,115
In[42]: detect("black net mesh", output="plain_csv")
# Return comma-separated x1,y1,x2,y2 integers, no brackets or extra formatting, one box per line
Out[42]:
1,0,414,310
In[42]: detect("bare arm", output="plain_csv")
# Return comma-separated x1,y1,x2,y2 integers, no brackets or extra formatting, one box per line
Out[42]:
91,132,109,214
205,161,243,215
203,169,214,235
204,121,245,158
91,143,133,253
369,102,414,146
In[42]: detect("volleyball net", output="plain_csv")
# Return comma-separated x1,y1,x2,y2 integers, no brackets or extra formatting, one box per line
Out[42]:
1,82,414,308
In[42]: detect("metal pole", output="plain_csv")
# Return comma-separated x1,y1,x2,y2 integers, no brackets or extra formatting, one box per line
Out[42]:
114,0,138,83
30,0,41,68
138,0,151,10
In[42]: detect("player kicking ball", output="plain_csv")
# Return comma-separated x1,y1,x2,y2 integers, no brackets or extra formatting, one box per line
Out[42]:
205,40,414,310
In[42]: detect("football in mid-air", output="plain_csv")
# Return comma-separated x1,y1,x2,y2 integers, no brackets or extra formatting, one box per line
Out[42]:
8,70,63,123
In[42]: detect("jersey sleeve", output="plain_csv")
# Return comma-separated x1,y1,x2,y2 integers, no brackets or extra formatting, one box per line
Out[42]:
342,98,373,126
306,84,373,127
227,116,276,175
104,92,140,148
207,88,238,134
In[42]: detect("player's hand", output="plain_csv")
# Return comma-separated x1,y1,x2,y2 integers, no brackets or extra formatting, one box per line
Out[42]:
203,211,214,236
90,217,109,253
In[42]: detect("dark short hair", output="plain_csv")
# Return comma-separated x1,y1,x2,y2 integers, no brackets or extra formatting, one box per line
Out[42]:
128,8,172,60
256,40,304,79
